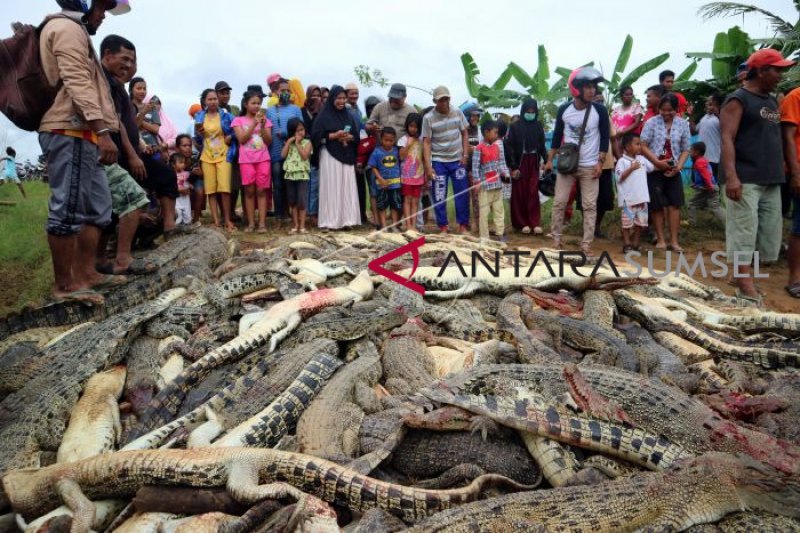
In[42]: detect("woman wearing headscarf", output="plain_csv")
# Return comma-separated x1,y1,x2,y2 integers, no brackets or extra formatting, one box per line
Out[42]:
311,85,361,230
507,98,548,234
302,85,323,221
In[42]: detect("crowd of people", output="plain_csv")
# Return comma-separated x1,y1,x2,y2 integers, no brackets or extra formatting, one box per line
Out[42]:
28,0,800,305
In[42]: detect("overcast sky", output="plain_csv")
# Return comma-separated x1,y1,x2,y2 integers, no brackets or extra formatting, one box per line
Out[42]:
0,0,795,161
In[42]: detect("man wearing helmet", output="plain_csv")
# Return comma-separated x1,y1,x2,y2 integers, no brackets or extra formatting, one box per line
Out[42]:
39,0,129,305
545,67,610,255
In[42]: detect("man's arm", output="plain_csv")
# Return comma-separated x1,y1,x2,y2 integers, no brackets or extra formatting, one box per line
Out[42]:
720,98,743,201
461,128,469,167
423,137,434,180
119,122,146,180
783,122,800,196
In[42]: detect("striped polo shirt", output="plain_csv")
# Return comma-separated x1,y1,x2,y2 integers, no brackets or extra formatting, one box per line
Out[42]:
422,108,468,162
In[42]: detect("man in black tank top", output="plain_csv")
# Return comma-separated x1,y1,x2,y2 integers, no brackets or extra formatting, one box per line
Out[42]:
720,48,795,302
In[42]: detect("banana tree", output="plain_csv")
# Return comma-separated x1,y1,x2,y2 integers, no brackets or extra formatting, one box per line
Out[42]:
602,35,670,101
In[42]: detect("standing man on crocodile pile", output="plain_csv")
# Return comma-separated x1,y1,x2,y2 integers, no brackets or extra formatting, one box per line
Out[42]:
39,0,131,306
721,49,795,303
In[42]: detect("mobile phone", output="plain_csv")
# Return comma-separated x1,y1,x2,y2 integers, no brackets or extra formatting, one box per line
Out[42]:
343,125,352,133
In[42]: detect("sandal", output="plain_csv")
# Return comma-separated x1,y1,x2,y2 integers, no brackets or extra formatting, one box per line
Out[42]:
243,226,254,233
91,274,127,290
581,244,595,258
533,226,543,235
257,226,268,234
785,281,800,299
735,289,763,307
52,288,105,306
622,245,634,253
666,245,684,253
290,228,298,234
299,228,308,234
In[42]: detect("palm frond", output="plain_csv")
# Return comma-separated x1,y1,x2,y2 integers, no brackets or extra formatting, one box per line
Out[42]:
698,2,794,36
460,53,483,99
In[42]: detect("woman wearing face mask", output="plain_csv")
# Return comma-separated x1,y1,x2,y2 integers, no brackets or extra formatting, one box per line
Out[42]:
266,78,303,225
507,98,548,235
311,85,360,230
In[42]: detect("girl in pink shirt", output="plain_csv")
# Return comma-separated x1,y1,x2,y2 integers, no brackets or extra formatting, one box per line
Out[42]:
233,91,273,232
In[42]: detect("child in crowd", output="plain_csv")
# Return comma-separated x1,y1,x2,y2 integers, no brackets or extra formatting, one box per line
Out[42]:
357,125,379,229
471,120,509,245
369,127,403,231
0,147,26,199
282,118,313,234
398,113,425,231
170,153,192,226
232,91,272,233
688,141,724,224
615,132,652,252
495,120,513,204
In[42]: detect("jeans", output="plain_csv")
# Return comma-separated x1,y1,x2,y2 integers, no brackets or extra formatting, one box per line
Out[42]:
307,165,319,216
271,160,287,219
430,161,469,227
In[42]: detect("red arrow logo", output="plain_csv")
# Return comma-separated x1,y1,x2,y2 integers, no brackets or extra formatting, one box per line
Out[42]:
368,237,426,295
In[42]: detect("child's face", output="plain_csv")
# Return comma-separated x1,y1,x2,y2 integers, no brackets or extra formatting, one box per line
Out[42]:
381,134,396,150
173,159,186,172
247,97,262,115
483,128,498,144
625,138,642,155
646,90,660,109
295,125,306,138
705,97,720,115
407,122,419,137
690,148,700,159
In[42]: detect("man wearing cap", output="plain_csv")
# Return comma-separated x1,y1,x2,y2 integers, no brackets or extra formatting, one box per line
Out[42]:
721,48,795,302
368,83,415,138
39,0,128,305
422,85,470,234
215,81,243,222
345,83,363,129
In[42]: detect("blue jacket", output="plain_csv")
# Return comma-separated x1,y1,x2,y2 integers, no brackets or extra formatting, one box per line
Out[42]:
193,108,237,163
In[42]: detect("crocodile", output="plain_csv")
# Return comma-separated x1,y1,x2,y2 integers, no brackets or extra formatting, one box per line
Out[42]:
581,289,624,339
57,366,126,464
123,335,166,417
202,352,343,448
127,272,373,440
17,498,126,533
653,331,713,365
286,258,356,287
0,228,227,341
381,320,438,395
687,511,800,532
0,326,73,358
124,339,339,450
495,292,561,363
409,453,800,532
296,347,383,462
613,289,800,369
215,269,309,302
2,447,532,526
0,287,186,480
620,324,697,391
419,364,800,475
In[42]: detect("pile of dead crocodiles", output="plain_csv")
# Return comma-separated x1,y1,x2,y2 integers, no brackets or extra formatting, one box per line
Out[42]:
1,226,799,532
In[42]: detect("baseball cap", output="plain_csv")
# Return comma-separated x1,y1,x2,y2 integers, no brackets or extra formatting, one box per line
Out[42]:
432,86,451,101
108,0,131,15
188,103,202,117
247,84,267,98
345,82,359,92
214,81,232,92
387,83,407,99
746,49,796,69
266,73,282,86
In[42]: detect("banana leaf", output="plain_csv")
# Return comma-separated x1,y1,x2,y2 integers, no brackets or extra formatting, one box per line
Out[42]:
685,52,738,59
507,61,535,92
611,35,633,88
460,53,483,99
491,67,513,91
534,45,551,98
676,60,699,82
711,31,732,80
617,53,670,91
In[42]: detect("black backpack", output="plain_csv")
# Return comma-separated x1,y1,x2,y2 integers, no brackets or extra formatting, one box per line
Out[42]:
0,15,77,132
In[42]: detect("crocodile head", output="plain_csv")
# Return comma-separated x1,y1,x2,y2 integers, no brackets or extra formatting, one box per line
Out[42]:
731,453,800,517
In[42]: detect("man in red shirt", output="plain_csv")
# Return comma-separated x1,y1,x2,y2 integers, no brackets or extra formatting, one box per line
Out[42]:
660,70,689,116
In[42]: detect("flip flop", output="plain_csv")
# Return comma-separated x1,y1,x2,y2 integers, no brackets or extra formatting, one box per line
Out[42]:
91,274,127,290
735,289,763,307
786,281,800,299
126,258,158,274
52,289,105,306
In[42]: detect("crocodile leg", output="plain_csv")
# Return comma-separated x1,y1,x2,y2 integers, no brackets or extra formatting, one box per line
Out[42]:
520,432,581,487
226,461,306,504
563,363,634,425
55,478,95,533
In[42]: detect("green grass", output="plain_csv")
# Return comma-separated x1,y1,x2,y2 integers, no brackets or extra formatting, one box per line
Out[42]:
0,181,53,316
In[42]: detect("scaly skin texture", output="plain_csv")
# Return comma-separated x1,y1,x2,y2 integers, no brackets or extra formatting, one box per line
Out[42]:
0,288,186,480
123,335,164,417
425,365,800,474
280,304,406,350
296,352,383,462
209,352,343,448
2,447,531,525
381,321,437,395
495,292,560,363
409,453,800,532
127,272,373,440
57,366,127,464
581,289,624,338
0,228,227,341
614,290,800,369
124,339,339,450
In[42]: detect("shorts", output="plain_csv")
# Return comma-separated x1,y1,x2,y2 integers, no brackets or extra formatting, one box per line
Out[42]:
402,184,423,198
726,183,782,263
368,172,379,198
141,156,179,199
286,179,308,210
3,171,20,184
201,160,232,194
376,187,403,211
39,132,111,236
240,160,271,189
793,195,800,236
620,201,649,229
647,171,684,210
105,163,149,217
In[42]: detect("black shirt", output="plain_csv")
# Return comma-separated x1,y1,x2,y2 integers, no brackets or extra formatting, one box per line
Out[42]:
724,88,784,185
104,68,140,172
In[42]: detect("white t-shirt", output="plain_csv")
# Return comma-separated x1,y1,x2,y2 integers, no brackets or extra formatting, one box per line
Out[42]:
697,114,721,164
561,103,601,166
614,154,652,206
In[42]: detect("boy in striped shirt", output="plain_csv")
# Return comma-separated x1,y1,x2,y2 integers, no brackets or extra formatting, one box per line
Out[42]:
472,120,510,245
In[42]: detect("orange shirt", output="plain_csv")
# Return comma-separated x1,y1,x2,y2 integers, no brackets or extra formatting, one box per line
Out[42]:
780,87,800,163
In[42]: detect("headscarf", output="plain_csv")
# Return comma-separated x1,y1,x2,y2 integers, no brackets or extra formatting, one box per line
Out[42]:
288,79,306,108
311,85,358,165
304,84,322,115
515,97,543,152
144,93,178,150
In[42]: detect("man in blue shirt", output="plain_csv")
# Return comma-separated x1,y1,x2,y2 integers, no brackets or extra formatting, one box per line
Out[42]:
266,78,303,221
